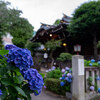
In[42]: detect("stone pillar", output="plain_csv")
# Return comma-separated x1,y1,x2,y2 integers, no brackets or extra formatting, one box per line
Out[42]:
72,55,85,100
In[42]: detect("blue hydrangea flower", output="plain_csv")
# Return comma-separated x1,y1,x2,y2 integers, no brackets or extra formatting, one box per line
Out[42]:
89,63,92,66
90,86,94,91
96,76,100,81
0,89,2,96
65,77,72,83
69,70,72,73
98,61,100,65
7,47,33,70
98,88,100,93
0,55,3,59
91,59,95,63
5,44,17,50
23,68,44,96
60,81,65,86
61,76,65,80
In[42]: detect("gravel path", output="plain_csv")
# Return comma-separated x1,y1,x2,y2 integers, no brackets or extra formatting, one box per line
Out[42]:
31,89,67,100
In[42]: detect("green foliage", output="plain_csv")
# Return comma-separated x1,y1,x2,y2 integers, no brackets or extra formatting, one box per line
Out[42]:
53,19,61,25
97,41,100,48
0,49,33,100
44,78,68,95
84,60,91,66
94,83,98,91
0,1,22,44
84,60,100,67
87,76,93,86
68,1,100,37
39,73,45,79
46,68,62,79
45,39,62,51
25,41,41,56
0,1,33,48
10,18,33,48
57,53,72,61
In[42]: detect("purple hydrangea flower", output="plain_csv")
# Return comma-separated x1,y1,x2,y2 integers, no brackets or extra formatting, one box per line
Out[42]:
7,47,33,70
61,69,65,73
60,81,65,86
51,66,56,70
44,86,46,89
23,68,44,96
67,73,72,78
91,59,95,63
90,86,94,91
46,70,49,72
48,69,51,72
0,89,2,96
5,44,17,50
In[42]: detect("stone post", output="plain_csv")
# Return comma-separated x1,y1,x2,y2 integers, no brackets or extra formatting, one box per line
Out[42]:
72,55,85,100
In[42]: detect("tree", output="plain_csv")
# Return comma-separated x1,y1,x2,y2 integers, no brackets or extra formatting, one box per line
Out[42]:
9,18,33,48
25,41,41,56
0,1,12,44
68,1,100,60
53,19,60,25
45,39,62,67
97,41,100,48
0,1,33,48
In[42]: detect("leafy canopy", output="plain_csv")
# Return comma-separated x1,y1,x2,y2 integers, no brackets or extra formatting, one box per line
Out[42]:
45,39,62,51
68,1,100,37
0,1,33,48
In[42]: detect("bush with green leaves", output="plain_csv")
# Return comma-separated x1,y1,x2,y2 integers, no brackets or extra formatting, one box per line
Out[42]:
44,78,68,95
46,68,62,79
57,53,72,62
0,45,44,100
84,59,100,67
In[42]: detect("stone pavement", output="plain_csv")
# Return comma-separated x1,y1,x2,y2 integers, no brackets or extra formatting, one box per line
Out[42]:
31,89,67,100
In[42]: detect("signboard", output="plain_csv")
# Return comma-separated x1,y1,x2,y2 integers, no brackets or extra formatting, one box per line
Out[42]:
78,59,84,75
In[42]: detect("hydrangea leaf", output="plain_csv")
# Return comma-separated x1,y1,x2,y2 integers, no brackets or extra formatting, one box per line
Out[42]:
0,50,9,56
14,86,27,98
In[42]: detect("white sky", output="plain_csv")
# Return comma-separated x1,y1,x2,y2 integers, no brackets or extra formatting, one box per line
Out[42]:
6,0,94,30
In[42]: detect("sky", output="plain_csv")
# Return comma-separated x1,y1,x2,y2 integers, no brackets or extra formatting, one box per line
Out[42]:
5,0,93,30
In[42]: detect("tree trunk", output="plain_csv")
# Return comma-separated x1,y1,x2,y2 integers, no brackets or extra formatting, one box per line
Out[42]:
49,51,54,68
93,34,98,60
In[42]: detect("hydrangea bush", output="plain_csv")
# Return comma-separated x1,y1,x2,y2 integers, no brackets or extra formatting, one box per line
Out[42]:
60,67,72,92
84,59,100,67
0,45,44,100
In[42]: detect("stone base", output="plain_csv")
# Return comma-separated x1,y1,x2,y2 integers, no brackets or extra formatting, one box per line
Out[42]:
66,92,72,100
85,91,100,100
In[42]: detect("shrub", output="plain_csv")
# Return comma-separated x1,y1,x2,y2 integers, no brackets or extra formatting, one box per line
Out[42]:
57,53,72,62
46,68,62,79
84,59,100,67
44,78,69,95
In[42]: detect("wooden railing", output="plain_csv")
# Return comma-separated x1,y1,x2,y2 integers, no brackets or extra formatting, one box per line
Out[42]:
85,67,100,92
